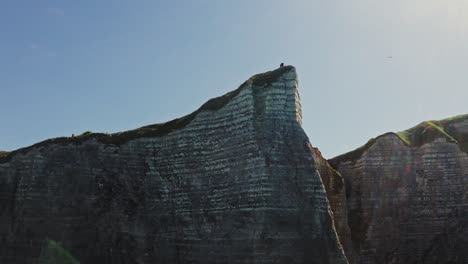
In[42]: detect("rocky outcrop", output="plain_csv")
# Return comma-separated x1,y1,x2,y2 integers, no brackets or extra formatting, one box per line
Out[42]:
329,115,468,264
312,148,354,263
0,66,347,264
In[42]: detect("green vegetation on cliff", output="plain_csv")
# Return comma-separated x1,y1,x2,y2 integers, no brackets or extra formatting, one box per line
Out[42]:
0,151,9,159
0,66,295,164
396,120,456,146
395,114,468,152
330,114,468,165
37,240,79,264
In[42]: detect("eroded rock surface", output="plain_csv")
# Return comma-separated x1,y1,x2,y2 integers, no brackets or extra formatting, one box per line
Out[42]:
0,66,347,264
312,148,354,263
330,116,468,264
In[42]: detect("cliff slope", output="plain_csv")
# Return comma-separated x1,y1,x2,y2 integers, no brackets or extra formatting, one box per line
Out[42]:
330,115,468,264
312,148,354,263
0,66,347,264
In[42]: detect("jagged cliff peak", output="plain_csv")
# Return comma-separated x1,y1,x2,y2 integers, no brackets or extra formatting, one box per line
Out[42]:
0,65,298,164
330,114,468,165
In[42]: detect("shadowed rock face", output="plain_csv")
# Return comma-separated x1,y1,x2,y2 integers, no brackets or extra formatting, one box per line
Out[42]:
329,116,468,264
312,148,354,263
0,66,347,264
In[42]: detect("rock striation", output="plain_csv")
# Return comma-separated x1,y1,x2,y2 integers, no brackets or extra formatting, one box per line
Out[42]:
0,66,347,264
329,115,468,264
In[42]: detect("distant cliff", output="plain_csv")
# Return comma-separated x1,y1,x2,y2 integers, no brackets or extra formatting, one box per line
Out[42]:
330,115,468,264
0,66,347,264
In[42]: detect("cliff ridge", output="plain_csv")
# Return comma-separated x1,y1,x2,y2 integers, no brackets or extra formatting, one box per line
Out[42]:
0,66,347,264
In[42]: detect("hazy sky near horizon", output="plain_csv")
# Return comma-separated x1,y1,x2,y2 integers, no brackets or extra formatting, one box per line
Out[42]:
2,0,468,158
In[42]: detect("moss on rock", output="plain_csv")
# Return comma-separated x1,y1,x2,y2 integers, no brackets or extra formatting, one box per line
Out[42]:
37,240,79,264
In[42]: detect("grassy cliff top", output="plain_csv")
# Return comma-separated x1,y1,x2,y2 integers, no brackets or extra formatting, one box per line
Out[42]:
330,114,468,166
0,66,295,163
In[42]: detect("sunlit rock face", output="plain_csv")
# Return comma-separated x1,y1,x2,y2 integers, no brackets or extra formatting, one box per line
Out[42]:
330,118,468,264
0,66,347,264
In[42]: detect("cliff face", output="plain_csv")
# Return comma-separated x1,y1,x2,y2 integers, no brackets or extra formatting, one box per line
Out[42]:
312,148,354,263
0,66,347,264
329,116,468,264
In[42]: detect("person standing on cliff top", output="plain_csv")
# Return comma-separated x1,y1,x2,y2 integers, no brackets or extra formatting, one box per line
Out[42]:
280,63,284,67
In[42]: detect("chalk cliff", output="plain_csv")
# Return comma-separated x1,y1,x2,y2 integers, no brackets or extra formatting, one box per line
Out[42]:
330,115,468,264
0,66,347,264
4,65,466,264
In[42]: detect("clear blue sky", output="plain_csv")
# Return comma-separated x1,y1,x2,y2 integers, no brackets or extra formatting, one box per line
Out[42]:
2,0,468,158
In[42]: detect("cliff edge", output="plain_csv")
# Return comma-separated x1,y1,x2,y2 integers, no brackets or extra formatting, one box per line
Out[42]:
330,115,468,264
0,66,348,264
